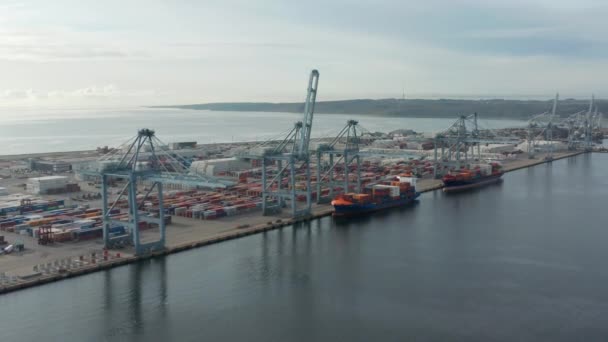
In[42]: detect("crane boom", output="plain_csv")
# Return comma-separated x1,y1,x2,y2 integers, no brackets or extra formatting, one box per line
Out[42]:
551,93,559,117
297,69,320,159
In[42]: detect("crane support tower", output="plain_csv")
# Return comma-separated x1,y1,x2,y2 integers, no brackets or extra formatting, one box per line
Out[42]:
80,129,234,255
433,112,520,177
314,119,421,202
526,93,558,160
562,95,602,151
99,129,168,254
260,69,319,217
315,120,362,203
584,95,595,151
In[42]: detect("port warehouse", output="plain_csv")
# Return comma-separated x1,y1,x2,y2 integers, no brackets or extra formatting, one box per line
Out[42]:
25,176,81,195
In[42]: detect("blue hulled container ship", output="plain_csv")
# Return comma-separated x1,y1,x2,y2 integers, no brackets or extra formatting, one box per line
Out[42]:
331,175,420,217
442,162,504,193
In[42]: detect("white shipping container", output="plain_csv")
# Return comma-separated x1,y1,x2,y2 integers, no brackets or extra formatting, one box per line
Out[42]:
390,187,400,197
373,185,400,196
470,164,492,176
52,223,74,229
373,184,390,188
397,176,417,187
73,219,95,225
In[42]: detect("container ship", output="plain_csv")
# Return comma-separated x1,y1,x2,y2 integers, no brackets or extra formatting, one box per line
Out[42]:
331,175,420,217
442,162,503,193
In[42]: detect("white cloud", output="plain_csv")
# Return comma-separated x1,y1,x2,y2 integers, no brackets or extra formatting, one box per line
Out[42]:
0,0,605,107
1,88,38,100
51,85,119,98
0,28,150,61
0,85,162,108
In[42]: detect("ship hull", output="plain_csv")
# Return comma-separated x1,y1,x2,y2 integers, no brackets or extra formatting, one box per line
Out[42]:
443,174,503,193
332,193,420,217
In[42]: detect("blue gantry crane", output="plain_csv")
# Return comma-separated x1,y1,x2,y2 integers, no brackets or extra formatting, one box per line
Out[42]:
563,95,602,151
433,112,521,177
526,93,559,160
248,69,319,217
80,128,234,255
314,119,421,203
315,120,362,203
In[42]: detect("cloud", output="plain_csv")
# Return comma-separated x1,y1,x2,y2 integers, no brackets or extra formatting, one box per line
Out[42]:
0,44,136,61
0,0,606,106
259,0,608,59
0,85,161,104
0,29,149,61
1,89,38,100
169,42,299,49
50,85,120,98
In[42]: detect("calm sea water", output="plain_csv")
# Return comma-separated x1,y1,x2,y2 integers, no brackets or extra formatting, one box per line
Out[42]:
1,153,606,341
0,107,525,155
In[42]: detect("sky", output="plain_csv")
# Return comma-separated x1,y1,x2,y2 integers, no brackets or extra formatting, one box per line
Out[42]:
0,0,606,107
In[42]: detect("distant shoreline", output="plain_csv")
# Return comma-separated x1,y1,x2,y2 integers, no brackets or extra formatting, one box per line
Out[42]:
151,98,603,120
147,107,527,121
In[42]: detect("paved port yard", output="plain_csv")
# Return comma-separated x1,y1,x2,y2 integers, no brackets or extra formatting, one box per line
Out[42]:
0,150,584,293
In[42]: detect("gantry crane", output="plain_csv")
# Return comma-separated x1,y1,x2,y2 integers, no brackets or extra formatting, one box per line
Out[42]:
526,93,559,160
80,128,234,255
315,120,362,203
315,120,422,202
564,110,587,150
254,70,319,217
582,95,603,151
433,112,520,177
561,95,602,151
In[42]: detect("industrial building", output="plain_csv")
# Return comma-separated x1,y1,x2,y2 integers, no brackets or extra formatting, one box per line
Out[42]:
28,159,71,173
190,158,251,177
480,143,519,154
26,176,69,195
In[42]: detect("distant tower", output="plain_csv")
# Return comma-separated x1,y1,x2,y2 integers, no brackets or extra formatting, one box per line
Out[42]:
397,88,405,114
